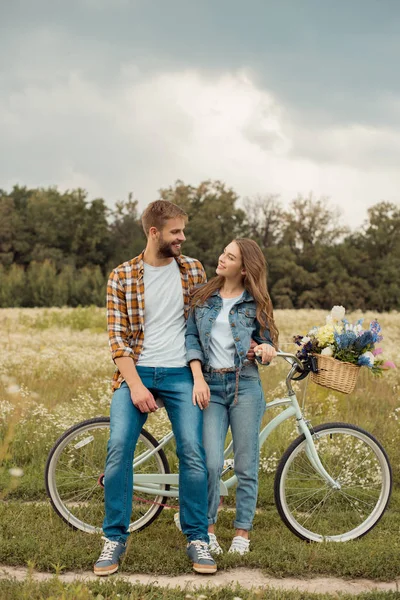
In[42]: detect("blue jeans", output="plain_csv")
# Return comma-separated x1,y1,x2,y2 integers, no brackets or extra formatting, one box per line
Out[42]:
102,366,209,544
202,370,266,531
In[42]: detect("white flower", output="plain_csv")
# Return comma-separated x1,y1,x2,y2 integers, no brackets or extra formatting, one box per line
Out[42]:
362,351,375,366
321,346,334,357
330,305,346,322
6,384,20,395
9,467,24,477
301,336,311,344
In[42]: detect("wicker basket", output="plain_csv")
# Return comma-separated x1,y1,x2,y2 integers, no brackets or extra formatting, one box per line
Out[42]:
310,354,360,394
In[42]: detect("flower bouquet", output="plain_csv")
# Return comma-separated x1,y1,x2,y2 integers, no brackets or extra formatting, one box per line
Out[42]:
294,306,395,394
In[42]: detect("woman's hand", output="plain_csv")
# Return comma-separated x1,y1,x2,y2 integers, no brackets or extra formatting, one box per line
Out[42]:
254,343,277,364
193,376,210,410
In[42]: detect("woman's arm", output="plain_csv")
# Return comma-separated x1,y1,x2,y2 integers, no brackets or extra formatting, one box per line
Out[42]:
185,310,210,409
252,320,277,364
185,310,206,364
252,319,274,346
189,359,210,409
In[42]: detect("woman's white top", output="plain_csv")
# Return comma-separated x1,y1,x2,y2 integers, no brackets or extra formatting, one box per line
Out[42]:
208,294,243,369
137,260,187,367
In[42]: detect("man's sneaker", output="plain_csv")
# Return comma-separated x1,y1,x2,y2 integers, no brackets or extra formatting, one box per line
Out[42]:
208,532,223,555
228,535,250,555
93,536,126,576
186,540,217,574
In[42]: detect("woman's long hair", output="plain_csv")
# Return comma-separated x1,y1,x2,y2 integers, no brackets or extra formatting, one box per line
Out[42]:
190,238,279,347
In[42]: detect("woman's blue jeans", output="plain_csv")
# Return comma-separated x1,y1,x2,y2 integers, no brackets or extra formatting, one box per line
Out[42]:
202,370,266,531
102,366,209,544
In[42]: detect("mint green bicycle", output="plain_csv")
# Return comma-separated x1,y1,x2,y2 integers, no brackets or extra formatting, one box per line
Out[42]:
45,352,392,542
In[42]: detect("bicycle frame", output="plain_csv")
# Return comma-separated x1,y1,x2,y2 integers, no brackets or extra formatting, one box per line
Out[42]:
133,352,340,498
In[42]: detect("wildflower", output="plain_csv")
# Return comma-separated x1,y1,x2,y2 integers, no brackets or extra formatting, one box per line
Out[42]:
315,323,335,346
372,347,383,356
9,467,24,477
358,352,375,367
354,331,374,351
370,319,383,343
6,384,20,395
330,305,346,322
334,331,356,349
383,361,396,369
321,346,334,357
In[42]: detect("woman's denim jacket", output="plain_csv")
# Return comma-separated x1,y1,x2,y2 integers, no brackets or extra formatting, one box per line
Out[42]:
185,289,273,378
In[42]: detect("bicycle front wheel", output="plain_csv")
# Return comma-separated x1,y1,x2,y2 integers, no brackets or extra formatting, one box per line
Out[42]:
274,422,392,542
45,417,170,534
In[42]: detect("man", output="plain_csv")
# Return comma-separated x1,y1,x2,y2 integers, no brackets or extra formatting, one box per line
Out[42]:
94,200,217,576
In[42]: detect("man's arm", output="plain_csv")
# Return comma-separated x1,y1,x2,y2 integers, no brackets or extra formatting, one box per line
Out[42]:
107,270,157,413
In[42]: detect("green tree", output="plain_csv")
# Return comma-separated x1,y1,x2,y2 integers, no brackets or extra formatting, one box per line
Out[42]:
108,195,146,269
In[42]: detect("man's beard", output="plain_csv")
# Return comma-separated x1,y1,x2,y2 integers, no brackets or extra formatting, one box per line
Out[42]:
157,237,181,258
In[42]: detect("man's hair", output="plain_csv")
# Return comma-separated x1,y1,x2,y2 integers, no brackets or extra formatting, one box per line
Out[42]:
141,200,188,236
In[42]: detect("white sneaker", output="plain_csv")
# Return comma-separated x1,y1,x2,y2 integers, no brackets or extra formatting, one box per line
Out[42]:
208,532,223,555
228,536,250,555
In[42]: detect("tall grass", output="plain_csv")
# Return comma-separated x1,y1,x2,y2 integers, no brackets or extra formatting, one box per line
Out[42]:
1,308,399,499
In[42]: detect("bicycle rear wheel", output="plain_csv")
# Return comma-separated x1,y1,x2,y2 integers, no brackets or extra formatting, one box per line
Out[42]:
274,422,392,542
45,417,170,534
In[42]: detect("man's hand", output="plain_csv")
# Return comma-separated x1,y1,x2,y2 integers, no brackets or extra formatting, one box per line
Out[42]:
254,343,277,364
246,339,257,361
192,376,210,410
129,383,158,413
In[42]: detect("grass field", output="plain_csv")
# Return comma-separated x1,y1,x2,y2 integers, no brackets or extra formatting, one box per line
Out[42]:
1,307,400,598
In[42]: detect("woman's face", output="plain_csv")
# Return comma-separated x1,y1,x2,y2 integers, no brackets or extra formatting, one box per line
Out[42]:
216,241,244,279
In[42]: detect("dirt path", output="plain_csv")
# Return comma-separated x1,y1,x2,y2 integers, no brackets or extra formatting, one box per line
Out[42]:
1,565,399,595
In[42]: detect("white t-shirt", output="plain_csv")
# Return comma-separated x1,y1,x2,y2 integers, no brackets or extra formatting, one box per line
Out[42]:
209,295,242,369
137,260,187,367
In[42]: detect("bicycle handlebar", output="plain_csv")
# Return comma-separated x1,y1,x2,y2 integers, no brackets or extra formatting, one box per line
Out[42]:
276,351,304,370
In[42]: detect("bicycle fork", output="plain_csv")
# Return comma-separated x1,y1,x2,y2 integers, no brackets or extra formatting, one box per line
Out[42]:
297,417,341,490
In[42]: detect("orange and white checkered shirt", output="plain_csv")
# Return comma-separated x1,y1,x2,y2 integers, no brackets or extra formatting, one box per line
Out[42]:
107,251,207,390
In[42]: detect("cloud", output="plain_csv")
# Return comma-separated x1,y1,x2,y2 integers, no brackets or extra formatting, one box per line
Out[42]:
0,58,399,228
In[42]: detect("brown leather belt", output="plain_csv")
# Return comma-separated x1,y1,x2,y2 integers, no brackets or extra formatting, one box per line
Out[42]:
203,366,240,404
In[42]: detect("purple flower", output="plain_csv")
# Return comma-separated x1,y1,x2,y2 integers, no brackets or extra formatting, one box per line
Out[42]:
369,319,383,343
372,347,383,356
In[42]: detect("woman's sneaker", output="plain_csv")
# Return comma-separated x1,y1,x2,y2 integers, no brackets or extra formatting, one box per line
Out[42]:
208,532,223,555
228,536,250,555
186,540,217,574
94,536,126,576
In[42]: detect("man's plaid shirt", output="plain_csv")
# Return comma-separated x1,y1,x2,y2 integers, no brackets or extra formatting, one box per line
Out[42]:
107,250,207,390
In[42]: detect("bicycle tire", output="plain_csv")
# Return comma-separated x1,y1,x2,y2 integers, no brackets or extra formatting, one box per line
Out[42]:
45,417,170,534
274,422,392,542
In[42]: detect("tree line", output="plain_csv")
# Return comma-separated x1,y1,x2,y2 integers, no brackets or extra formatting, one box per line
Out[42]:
0,182,399,311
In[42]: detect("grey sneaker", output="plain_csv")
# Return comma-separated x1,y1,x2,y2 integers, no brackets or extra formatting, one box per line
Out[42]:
186,540,217,574
228,535,250,555
93,536,126,576
208,532,223,555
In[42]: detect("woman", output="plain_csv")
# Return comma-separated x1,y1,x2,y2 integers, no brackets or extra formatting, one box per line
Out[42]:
185,238,278,555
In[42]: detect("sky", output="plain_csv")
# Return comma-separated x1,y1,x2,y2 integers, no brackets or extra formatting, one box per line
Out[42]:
1,0,399,228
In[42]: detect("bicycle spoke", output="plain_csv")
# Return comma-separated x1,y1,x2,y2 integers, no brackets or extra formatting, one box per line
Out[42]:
276,425,391,541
